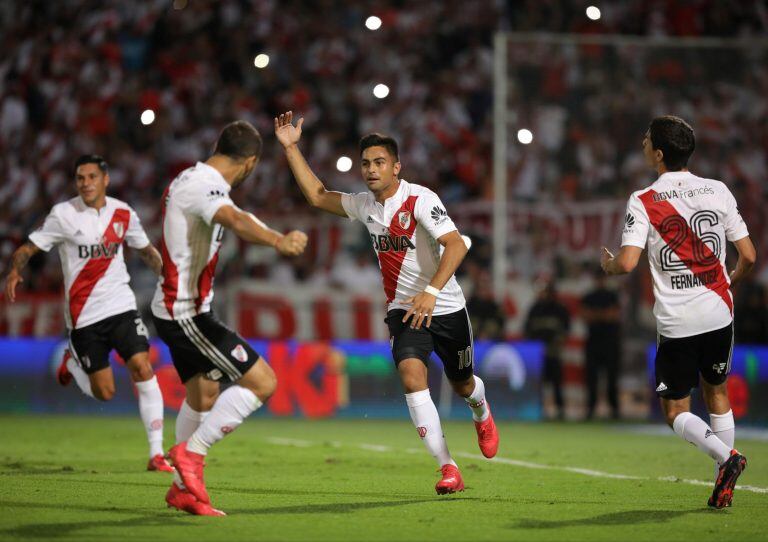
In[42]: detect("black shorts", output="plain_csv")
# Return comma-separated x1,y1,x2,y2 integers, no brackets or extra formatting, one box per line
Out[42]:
654,323,734,400
153,312,261,384
68,310,150,374
385,308,474,382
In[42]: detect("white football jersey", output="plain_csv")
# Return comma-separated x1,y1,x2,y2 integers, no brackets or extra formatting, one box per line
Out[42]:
341,179,466,316
28,196,150,329
621,171,749,338
151,162,233,320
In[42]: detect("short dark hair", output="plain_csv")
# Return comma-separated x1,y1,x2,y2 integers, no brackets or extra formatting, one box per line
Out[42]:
213,120,262,160
74,154,108,174
648,116,695,171
359,133,399,161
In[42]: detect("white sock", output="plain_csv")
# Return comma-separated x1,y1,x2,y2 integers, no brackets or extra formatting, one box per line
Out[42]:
405,389,455,467
710,409,735,478
66,357,94,398
175,399,210,444
672,412,730,464
464,375,490,422
186,386,262,456
135,376,165,457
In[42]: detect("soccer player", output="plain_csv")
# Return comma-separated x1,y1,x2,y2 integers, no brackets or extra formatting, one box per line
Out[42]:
601,116,756,508
152,120,307,516
274,111,499,495
3,155,172,473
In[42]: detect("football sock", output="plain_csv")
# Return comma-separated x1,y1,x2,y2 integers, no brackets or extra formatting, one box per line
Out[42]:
186,386,262,456
405,389,455,467
464,375,490,422
710,409,735,478
135,376,165,457
672,412,730,464
66,357,94,398
175,399,210,444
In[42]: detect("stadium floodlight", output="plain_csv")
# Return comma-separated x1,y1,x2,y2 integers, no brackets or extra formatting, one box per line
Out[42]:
254,54,270,69
336,156,353,172
365,16,382,30
140,109,155,126
373,83,390,99
517,128,533,144
586,6,601,20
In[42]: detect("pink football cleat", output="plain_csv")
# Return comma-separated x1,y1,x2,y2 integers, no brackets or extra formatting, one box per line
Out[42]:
165,483,225,516
474,406,499,459
435,464,465,495
168,442,210,504
57,350,73,387
147,454,174,473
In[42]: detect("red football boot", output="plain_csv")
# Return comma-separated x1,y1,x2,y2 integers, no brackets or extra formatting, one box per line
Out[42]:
708,449,747,509
168,442,210,504
473,406,499,459
57,350,73,387
435,464,465,495
165,483,225,516
147,454,174,473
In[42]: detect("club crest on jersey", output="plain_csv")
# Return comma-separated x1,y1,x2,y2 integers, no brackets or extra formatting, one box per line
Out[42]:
398,211,411,229
231,344,249,363
112,222,125,238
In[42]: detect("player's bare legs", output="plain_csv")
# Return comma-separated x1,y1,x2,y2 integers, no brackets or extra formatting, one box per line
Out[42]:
450,375,498,458
170,358,275,507
397,359,462,494
88,367,117,401
701,379,735,480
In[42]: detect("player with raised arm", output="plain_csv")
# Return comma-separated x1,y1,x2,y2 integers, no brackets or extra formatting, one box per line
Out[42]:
601,116,756,509
3,155,172,473
152,120,307,516
275,111,498,495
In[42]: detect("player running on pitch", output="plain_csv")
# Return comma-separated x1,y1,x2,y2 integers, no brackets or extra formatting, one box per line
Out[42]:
601,116,756,509
275,111,499,495
153,120,307,516
4,154,172,473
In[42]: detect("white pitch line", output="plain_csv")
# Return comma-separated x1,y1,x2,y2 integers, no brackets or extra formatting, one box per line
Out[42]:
266,436,768,495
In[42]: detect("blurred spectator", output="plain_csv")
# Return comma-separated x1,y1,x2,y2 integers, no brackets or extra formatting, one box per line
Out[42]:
524,280,570,419
734,279,768,345
467,271,506,340
329,249,381,295
581,268,622,420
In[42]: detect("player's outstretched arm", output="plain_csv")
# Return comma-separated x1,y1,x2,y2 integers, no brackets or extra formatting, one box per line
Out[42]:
600,246,643,275
729,236,756,287
212,204,308,256
4,242,40,302
137,244,163,276
274,111,348,218
402,231,469,329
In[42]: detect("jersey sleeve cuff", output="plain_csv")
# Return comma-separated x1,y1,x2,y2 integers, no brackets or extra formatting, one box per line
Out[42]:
726,229,750,242
620,239,646,249
339,193,356,221
27,234,52,252
202,200,232,226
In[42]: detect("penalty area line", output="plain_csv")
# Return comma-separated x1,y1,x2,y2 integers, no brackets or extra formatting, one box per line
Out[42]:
265,437,768,495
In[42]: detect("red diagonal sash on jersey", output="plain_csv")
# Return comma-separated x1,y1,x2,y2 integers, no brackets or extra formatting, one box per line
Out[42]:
159,185,179,318
639,190,733,313
378,196,419,302
68,208,131,326
195,251,220,313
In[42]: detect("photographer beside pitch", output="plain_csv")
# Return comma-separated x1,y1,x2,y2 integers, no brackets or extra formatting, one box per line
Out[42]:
601,116,756,508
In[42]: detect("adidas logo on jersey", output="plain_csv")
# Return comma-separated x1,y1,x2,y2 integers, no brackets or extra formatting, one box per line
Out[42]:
655,382,668,392
74,229,84,237
366,216,374,223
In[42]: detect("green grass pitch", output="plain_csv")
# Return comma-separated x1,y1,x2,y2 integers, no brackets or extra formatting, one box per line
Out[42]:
0,414,766,541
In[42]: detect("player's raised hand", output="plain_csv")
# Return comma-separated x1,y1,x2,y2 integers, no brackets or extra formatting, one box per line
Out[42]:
275,230,308,256
402,291,437,329
4,270,23,303
274,111,304,148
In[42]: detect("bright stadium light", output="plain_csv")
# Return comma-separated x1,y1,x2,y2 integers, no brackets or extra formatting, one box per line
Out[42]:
373,83,390,99
336,156,353,172
586,6,601,20
140,109,155,126
254,54,270,69
365,16,382,30
517,128,533,145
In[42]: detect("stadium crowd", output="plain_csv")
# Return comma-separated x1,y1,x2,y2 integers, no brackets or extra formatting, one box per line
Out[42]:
1,0,767,302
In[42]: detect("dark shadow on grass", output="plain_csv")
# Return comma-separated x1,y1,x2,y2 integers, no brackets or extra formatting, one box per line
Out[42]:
2,514,192,540
0,461,80,476
514,509,712,529
225,497,455,516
